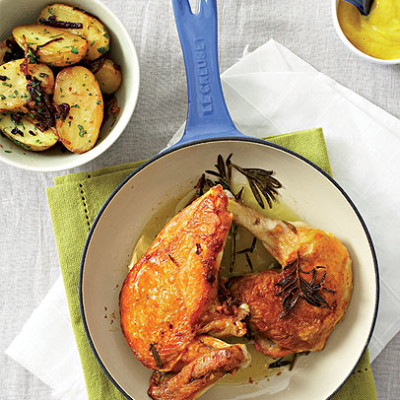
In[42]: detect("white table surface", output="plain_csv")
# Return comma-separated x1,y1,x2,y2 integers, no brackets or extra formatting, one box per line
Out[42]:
1,0,399,399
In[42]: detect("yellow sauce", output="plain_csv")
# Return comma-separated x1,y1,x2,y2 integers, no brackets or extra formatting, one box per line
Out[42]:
129,187,300,385
337,0,400,60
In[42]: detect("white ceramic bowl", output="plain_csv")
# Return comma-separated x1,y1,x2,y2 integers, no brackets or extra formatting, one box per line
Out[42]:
0,0,140,172
332,0,400,64
81,139,379,400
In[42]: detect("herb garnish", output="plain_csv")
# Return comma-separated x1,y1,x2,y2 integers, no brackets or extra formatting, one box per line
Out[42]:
8,90,19,98
229,224,238,273
268,353,298,370
268,357,292,369
149,343,163,369
229,163,282,209
39,15,83,29
36,37,64,51
22,65,56,131
78,124,87,137
236,237,257,271
26,47,38,64
274,252,335,318
191,154,282,273
204,154,282,209
97,46,108,55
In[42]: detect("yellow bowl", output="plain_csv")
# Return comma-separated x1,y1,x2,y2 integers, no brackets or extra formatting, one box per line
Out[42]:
331,0,400,65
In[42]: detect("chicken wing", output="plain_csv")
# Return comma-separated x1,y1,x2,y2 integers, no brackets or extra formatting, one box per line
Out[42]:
149,336,249,400
120,186,249,399
228,199,353,358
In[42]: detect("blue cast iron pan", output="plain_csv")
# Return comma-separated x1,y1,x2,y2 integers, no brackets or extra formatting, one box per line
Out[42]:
79,1,378,399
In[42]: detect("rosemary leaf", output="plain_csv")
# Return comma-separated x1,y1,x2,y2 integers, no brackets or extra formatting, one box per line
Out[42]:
150,343,163,369
274,253,334,318
245,252,254,271
248,178,264,209
203,154,282,209
235,186,244,200
216,154,226,179
230,224,238,273
268,357,292,369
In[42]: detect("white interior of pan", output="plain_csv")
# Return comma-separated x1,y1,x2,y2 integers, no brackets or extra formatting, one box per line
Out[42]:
81,139,377,400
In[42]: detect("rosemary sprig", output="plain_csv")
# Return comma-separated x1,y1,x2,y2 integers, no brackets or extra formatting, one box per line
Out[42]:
274,253,335,318
205,154,233,192
236,237,257,272
191,154,282,274
204,154,282,209
229,162,282,209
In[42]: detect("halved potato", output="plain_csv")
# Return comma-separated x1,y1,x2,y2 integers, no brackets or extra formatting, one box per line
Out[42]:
12,25,87,67
38,4,110,60
93,59,121,94
0,60,54,112
53,66,103,153
0,112,58,151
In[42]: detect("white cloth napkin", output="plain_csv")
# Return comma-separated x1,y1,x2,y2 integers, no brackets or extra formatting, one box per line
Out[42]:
6,39,400,400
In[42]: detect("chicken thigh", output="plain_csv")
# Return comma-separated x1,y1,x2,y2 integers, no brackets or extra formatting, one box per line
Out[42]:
228,199,353,358
120,186,249,400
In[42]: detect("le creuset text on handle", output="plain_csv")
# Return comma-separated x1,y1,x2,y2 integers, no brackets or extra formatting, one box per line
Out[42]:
172,0,244,145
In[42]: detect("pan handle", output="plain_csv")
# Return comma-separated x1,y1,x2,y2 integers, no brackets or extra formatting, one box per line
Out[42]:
172,0,244,145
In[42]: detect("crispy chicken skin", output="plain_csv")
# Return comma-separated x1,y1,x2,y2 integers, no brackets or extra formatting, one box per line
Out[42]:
228,199,353,358
120,186,249,400
149,336,249,400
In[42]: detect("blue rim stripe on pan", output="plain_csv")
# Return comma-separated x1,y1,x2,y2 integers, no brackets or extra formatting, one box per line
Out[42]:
79,136,380,400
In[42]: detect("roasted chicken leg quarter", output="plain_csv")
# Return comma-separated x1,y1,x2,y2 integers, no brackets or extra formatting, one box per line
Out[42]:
120,186,250,400
228,199,353,358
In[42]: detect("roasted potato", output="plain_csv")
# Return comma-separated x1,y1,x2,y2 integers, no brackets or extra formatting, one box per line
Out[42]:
53,66,103,153
0,112,58,151
93,59,122,94
38,4,110,60
12,25,87,67
0,60,54,112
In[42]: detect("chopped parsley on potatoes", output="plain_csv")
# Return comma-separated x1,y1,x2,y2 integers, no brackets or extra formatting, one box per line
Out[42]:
0,112,58,151
53,66,103,153
13,25,88,67
0,3,122,153
0,60,54,112
38,4,110,60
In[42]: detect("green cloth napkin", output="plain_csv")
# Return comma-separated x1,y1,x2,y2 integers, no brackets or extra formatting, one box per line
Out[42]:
47,127,377,400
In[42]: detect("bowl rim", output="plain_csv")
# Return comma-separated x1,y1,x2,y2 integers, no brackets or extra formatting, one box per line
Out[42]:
331,0,400,65
79,136,380,400
0,0,140,172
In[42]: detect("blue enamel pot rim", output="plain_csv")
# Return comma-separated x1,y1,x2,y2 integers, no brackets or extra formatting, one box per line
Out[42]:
79,134,379,400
